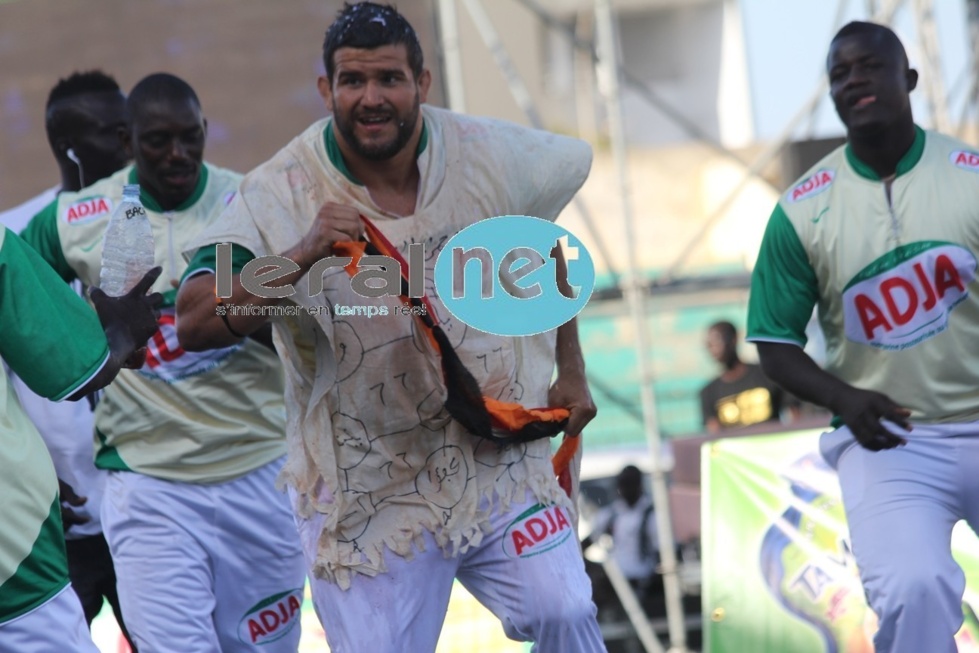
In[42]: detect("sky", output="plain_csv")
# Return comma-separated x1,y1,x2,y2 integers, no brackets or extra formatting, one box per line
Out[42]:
740,0,972,140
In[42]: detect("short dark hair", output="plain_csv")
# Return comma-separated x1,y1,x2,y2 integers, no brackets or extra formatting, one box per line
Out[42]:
322,2,424,82
126,73,201,124
45,70,123,147
709,320,737,342
830,21,909,68
46,70,121,110
618,465,643,485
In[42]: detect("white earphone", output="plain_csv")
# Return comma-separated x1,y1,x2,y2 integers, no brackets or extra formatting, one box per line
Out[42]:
66,148,79,164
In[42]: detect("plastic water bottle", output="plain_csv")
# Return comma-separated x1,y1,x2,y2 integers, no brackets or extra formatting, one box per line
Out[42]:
99,184,156,296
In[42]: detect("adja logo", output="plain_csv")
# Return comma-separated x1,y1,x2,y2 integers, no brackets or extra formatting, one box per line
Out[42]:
502,503,572,558
842,242,976,350
788,169,835,204
137,309,239,382
63,196,112,225
951,150,979,172
237,588,304,646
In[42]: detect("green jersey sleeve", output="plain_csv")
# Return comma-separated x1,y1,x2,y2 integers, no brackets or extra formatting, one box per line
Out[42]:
181,243,256,282
18,199,77,283
0,228,108,400
747,204,819,347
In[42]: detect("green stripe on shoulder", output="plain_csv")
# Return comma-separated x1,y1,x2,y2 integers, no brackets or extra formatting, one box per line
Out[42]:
747,204,819,346
18,198,76,283
0,497,69,624
182,243,257,282
94,428,133,472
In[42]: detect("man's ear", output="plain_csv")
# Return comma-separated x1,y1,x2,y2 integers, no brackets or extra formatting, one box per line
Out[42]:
906,68,919,93
54,138,71,161
418,69,432,104
317,75,334,113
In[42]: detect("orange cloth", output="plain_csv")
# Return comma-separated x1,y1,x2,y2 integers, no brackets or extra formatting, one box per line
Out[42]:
551,435,580,498
484,397,568,431
330,241,366,277
337,219,571,446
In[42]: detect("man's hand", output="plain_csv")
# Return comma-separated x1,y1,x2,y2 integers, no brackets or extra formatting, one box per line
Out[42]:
58,479,89,531
90,266,164,350
831,387,911,451
178,204,361,354
757,341,912,453
294,202,364,267
124,347,148,369
67,267,164,399
548,371,597,437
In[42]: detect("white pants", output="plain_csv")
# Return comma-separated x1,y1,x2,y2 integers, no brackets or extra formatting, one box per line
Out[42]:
0,584,98,653
294,489,606,653
821,424,979,653
102,458,306,653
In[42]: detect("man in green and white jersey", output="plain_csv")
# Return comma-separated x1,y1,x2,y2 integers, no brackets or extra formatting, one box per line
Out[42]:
20,73,304,652
1,70,137,646
748,22,979,653
0,229,160,653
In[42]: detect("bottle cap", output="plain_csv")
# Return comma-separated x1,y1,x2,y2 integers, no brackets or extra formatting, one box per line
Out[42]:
122,184,140,198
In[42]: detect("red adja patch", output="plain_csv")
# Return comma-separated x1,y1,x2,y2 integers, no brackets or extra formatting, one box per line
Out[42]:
788,169,835,203
237,588,304,646
503,503,572,558
63,196,113,225
950,150,979,172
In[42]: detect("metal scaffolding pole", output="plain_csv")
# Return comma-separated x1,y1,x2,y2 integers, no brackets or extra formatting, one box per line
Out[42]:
806,0,853,137
460,0,543,126
459,0,622,287
600,544,666,653
574,11,600,145
912,0,951,132
436,0,468,113
517,0,774,189
960,0,979,139
594,0,686,650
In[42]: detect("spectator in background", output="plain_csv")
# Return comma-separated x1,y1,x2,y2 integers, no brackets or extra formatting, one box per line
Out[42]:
583,466,660,591
700,320,796,433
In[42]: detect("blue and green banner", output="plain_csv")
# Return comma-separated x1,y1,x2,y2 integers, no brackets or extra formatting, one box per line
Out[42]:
703,429,979,652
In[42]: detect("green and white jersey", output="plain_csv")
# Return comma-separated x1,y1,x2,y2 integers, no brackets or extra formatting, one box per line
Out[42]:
0,227,109,623
748,127,979,423
20,165,286,483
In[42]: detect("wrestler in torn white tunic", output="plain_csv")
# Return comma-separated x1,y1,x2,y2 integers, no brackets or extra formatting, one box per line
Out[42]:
188,105,592,589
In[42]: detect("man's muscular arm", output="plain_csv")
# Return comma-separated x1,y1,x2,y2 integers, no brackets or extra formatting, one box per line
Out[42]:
547,245,596,436
177,202,363,351
757,341,910,450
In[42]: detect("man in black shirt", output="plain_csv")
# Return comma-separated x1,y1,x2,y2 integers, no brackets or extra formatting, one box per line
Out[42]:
700,321,791,432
